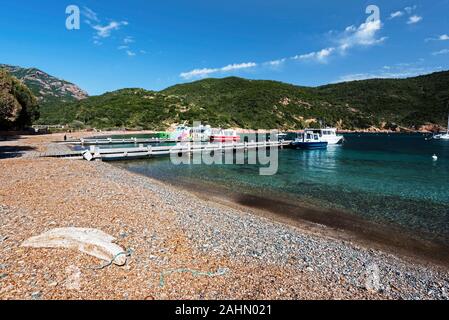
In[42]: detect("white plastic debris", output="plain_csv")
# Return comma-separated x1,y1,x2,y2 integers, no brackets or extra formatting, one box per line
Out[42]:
82,150,93,161
21,227,127,266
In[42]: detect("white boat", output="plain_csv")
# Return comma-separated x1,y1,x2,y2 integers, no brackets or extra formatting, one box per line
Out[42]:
170,124,212,141
307,128,343,145
170,125,191,141
191,125,212,142
291,130,328,150
440,115,449,140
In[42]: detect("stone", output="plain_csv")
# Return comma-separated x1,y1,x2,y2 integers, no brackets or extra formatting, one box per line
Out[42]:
119,230,129,238
31,291,42,300
21,227,127,265
306,266,314,272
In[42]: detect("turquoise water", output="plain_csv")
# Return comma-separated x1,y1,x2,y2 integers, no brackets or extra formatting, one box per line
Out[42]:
114,134,449,245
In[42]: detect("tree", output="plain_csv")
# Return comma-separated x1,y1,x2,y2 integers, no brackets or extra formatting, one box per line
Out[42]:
0,68,39,130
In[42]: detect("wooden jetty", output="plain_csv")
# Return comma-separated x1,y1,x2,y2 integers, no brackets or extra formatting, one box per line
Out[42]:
81,140,292,161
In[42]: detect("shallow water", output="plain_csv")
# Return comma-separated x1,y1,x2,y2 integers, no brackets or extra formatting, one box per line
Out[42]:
114,133,449,246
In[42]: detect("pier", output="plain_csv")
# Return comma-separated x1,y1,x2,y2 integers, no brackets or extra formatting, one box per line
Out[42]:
82,140,291,161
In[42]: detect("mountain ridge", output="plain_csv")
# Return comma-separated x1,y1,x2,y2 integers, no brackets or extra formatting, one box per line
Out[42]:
0,64,88,104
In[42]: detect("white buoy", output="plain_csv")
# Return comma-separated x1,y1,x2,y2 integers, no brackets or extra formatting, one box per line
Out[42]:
432,154,438,161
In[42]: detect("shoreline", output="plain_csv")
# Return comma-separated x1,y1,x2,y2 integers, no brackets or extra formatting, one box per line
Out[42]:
1,133,449,299
101,160,449,298
2,127,438,138
121,171,449,268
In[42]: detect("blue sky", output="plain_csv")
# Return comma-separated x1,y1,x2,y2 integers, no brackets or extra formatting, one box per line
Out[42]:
1,0,448,95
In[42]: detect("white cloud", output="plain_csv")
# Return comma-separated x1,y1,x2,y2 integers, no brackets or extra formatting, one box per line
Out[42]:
179,17,385,79
180,68,219,79
221,62,257,72
126,50,136,57
389,6,421,23
292,19,385,62
338,20,386,50
93,21,128,38
180,62,257,79
293,47,335,63
407,15,422,25
265,58,286,67
345,25,357,32
83,7,99,23
293,52,315,60
432,49,449,56
83,10,141,53
426,34,449,42
337,63,442,82
389,11,404,19
123,36,134,44
404,5,417,15
338,70,425,82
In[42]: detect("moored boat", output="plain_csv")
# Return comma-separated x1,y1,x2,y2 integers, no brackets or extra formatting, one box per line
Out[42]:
170,125,191,141
307,128,343,145
440,115,449,140
210,129,240,142
170,124,212,141
291,129,328,150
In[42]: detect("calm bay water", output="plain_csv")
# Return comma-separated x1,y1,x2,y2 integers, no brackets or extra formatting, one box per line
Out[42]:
114,133,449,246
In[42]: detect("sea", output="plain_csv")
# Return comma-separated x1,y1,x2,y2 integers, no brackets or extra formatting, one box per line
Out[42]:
101,133,449,262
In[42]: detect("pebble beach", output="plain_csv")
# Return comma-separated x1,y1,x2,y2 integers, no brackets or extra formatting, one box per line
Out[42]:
0,132,448,300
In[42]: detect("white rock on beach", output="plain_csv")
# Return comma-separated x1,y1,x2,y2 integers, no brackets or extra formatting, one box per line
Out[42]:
21,227,127,266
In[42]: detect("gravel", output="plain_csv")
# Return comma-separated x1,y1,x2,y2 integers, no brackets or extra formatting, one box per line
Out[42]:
96,161,449,300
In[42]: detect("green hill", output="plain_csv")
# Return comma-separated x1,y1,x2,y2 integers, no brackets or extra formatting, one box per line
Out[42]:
36,71,449,131
37,88,191,131
316,71,449,127
161,77,372,129
162,72,449,130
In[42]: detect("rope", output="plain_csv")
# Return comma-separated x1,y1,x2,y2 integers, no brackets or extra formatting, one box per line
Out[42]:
86,248,133,270
159,267,229,288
